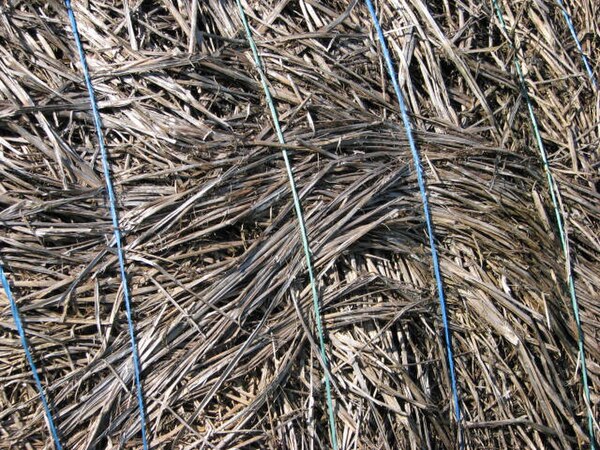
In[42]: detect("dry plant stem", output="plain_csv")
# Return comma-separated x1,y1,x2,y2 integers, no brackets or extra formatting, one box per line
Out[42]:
0,0,598,448
64,0,149,448
235,1,339,448
364,0,463,447
492,0,596,447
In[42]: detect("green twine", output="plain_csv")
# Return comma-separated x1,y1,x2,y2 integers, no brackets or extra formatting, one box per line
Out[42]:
491,1,596,448
234,2,339,449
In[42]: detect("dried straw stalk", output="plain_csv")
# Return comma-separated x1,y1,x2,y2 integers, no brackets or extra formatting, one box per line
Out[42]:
0,0,598,449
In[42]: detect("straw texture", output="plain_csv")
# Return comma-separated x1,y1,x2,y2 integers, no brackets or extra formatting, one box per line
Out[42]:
0,1,598,448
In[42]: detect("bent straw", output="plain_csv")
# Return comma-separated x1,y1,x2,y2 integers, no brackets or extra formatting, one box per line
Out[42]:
492,2,596,447
235,1,340,448
64,1,149,448
364,1,464,447
1,265,63,449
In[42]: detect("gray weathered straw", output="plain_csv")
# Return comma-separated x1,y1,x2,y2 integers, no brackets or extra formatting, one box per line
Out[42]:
0,1,598,449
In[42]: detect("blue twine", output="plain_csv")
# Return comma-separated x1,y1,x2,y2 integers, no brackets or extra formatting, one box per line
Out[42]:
492,1,596,448
554,0,597,89
364,0,463,444
64,1,149,448
1,265,63,449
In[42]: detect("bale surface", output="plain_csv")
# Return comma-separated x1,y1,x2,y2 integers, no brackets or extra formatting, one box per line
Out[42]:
0,0,599,449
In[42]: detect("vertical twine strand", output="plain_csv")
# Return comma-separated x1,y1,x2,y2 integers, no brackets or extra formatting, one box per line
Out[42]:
364,0,464,446
1,265,63,450
64,1,149,448
554,0,597,89
491,1,596,448
234,1,339,448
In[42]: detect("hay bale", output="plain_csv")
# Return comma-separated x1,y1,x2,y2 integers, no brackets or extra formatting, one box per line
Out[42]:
0,0,598,448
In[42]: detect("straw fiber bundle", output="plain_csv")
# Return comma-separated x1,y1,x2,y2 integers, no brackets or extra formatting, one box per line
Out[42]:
0,0,599,449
